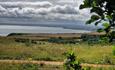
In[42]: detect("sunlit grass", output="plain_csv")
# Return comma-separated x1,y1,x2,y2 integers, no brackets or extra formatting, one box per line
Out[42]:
0,37,114,64
0,37,115,70
0,63,114,70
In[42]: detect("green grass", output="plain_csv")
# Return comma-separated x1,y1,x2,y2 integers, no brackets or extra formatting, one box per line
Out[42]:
0,37,115,70
82,66,115,70
0,37,114,64
0,63,114,70
0,63,63,70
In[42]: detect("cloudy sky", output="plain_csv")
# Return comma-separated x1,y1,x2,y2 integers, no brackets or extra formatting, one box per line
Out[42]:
0,0,101,35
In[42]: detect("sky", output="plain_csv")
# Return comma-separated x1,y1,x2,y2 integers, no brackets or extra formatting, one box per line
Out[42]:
0,0,101,35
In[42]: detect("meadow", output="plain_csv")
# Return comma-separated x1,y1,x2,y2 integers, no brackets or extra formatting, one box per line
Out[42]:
0,63,115,70
0,33,115,70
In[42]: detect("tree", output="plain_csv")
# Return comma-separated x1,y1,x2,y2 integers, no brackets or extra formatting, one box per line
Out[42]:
79,0,115,42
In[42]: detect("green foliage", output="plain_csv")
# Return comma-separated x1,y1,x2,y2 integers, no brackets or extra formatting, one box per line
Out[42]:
48,38,77,44
81,34,109,44
80,0,115,42
64,51,82,70
102,23,110,29
97,28,104,32
86,15,100,24
112,46,115,56
79,0,92,9
98,36,109,44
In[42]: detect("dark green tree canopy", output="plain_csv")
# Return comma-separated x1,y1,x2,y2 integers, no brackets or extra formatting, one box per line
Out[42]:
80,0,115,42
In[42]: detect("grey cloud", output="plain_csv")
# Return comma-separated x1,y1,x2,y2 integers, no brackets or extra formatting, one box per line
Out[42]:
0,5,6,12
0,1,83,21
0,0,98,32
0,2,52,7
0,0,90,22
49,5,78,14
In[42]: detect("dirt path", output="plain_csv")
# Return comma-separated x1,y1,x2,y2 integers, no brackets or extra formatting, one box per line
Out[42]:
0,60,115,68
0,60,63,66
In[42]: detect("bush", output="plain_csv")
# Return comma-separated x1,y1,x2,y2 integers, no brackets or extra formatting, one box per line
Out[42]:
99,37,109,44
64,51,82,70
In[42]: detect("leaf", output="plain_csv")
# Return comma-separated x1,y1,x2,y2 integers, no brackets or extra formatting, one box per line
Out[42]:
79,0,92,9
86,19,93,24
90,7,104,17
91,15,100,20
106,15,112,19
86,15,100,24
97,28,104,32
79,5,85,9
92,0,97,7
102,22,110,28
83,0,91,6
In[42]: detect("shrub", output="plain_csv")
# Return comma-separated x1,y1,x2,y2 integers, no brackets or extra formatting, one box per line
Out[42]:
99,37,109,44
64,51,82,70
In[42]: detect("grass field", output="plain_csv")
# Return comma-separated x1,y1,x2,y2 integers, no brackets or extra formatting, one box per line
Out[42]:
0,33,115,70
0,63,115,70
0,36,114,64
0,63,63,70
